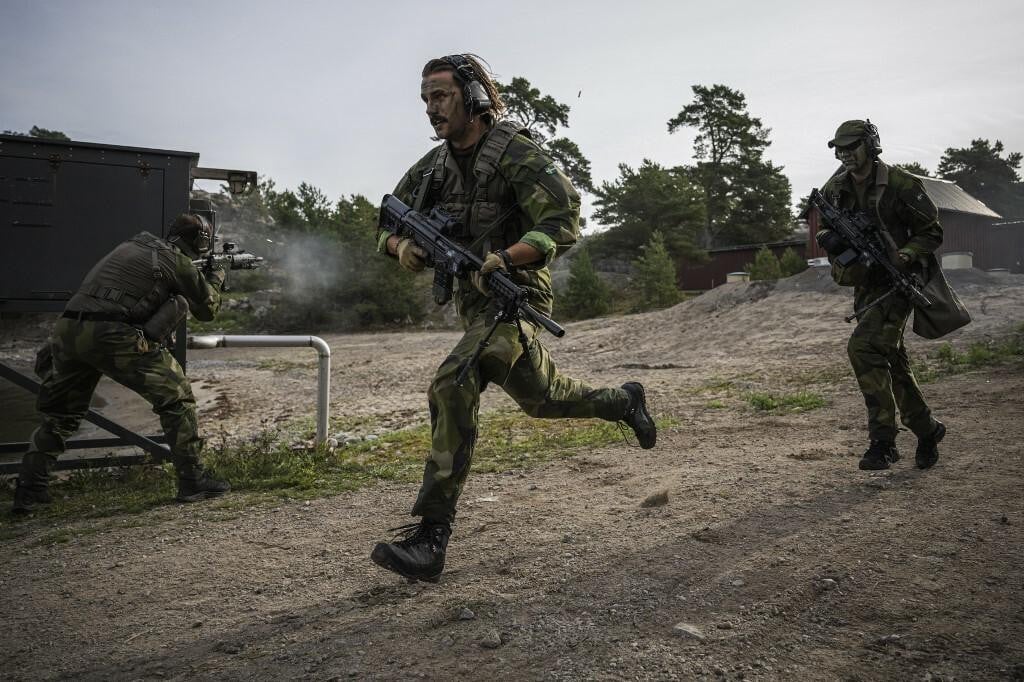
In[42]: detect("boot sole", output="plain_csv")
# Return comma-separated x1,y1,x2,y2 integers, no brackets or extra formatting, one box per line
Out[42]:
622,382,657,449
370,548,442,584
915,422,946,469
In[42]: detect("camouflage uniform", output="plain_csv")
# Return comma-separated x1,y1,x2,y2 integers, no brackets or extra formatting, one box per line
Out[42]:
18,231,225,491
382,123,630,524
821,161,942,442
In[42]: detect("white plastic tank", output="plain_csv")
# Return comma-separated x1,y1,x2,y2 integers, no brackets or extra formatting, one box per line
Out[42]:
727,272,750,283
941,251,973,270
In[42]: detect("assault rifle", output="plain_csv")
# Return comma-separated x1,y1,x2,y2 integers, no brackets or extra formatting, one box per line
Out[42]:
192,242,265,271
193,242,264,293
379,194,565,385
809,189,931,323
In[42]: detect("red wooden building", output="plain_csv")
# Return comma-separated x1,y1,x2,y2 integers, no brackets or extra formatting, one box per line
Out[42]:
676,238,807,291
805,174,1023,272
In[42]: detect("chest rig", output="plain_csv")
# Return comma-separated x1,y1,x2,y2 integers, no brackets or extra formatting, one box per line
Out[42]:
76,232,173,321
412,121,530,257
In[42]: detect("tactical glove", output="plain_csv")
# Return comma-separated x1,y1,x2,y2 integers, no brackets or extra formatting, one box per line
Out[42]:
470,251,508,295
396,238,428,273
816,229,850,257
205,266,227,288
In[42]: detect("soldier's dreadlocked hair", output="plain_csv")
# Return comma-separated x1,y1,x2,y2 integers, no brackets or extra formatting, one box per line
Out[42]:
422,54,506,124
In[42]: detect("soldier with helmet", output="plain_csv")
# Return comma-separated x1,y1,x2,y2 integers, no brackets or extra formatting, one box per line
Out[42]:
369,54,658,583
11,203,231,514
815,119,947,471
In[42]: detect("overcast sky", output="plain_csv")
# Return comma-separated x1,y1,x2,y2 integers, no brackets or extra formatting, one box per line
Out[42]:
2,0,1022,228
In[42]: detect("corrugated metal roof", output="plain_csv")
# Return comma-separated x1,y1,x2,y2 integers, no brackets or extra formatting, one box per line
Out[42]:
912,174,1002,218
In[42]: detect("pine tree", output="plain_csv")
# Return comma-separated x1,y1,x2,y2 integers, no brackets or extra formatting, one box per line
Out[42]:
779,247,808,277
560,246,612,319
746,246,783,281
632,231,682,311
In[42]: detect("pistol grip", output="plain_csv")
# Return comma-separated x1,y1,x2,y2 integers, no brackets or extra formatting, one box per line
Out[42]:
433,270,453,305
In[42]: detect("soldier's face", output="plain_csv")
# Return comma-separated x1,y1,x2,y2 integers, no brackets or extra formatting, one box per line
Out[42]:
421,70,468,140
835,141,869,173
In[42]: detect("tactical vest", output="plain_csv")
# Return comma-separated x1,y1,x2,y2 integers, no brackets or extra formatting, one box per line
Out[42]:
73,232,173,321
411,121,530,256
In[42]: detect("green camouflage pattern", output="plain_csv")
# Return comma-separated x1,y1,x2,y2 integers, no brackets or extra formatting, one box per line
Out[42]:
821,161,942,442
67,231,224,321
412,309,629,523
385,124,627,523
386,128,581,318
846,295,937,441
18,235,224,486
27,318,206,477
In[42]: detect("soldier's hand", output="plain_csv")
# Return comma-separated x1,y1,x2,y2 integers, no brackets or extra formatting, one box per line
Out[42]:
480,251,508,275
470,252,509,295
396,238,427,273
205,266,227,288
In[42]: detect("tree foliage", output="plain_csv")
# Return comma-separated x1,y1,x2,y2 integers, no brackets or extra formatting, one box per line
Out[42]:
560,245,612,320
937,139,1024,218
894,162,930,177
746,246,783,281
497,76,593,193
667,84,792,248
215,180,423,331
591,160,705,262
3,125,71,140
779,247,808,277
631,231,682,311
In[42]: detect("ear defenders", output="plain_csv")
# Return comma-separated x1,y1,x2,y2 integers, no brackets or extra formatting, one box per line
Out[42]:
440,54,492,115
863,118,882,156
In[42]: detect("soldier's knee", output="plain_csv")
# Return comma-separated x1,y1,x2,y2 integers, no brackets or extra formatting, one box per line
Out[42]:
846,335,866,361
29,426,64,454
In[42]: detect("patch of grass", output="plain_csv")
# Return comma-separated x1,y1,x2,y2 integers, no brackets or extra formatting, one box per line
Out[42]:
914,328,1024,383
0,412,679,527
745,391,827,413
705,399,726,409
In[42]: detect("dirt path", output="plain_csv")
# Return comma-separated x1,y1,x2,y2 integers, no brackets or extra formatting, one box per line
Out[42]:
1,268,1022,680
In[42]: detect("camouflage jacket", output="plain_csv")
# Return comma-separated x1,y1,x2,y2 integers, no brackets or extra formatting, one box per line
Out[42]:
821,161,943,289
381,122,581,319
66,231,224,322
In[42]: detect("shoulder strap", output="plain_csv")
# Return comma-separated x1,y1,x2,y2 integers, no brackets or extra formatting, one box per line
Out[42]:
472,121,530,199
412,144,448,212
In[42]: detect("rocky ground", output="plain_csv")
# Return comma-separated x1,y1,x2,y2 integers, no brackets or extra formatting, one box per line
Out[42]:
1,267,1022,681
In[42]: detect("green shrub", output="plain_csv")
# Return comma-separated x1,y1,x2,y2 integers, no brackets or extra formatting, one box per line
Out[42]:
746,246,783,281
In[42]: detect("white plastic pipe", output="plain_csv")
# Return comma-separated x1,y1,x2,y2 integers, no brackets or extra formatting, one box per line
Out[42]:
187,335,331,445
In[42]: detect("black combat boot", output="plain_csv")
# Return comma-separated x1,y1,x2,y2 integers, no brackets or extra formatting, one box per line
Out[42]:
11,451,55,515
621,382,657,449
915,420,946,469
11,483,52,515
370,519,451,583
176,469,231,503
858,440,900,471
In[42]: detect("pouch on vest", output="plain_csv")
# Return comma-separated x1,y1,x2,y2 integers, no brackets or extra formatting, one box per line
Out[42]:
33,342,54,380
142,294,189,342
912,257,971,339
127,247,170,323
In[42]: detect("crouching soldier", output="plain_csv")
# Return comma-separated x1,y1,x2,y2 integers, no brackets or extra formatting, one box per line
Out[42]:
12,210,231,514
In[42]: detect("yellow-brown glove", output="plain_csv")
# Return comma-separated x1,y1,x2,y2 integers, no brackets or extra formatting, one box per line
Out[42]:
470,251,509,295
395,238,428,273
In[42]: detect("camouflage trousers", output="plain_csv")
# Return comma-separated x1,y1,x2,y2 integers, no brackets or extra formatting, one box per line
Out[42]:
412,309,630,524
19,318,203,486
847,289,937,442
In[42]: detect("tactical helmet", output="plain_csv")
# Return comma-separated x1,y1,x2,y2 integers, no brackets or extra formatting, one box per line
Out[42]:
828,119,882,156
168,213,213,255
